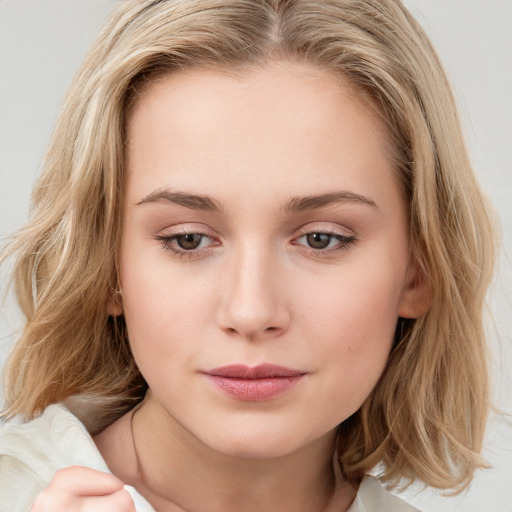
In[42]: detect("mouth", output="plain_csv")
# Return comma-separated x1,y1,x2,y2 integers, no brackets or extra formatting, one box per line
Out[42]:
202,364,307,402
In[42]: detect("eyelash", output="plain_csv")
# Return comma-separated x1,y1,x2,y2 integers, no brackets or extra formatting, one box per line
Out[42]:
293,230,357,255
154,229,357,259
154,232,218,258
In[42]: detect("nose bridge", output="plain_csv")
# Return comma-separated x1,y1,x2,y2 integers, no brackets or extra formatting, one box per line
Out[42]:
217,240,289,340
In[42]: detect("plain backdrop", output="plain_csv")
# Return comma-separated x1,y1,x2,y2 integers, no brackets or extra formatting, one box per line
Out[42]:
0,1,511,510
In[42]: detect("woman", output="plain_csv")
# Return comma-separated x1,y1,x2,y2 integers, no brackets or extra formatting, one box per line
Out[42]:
0,1,497,511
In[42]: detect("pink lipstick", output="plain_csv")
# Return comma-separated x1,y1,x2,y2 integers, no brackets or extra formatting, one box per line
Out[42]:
203,364,306,402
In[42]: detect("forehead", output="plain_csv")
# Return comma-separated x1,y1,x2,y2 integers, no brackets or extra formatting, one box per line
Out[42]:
123,61,398,210
125,61,386,142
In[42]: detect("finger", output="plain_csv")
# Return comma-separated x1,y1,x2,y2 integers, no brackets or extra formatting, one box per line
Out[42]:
80,488,137,512
31,487,136,512
50,466,125,496
31,487,72,512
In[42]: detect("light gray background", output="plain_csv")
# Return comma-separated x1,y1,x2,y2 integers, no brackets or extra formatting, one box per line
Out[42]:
0,1,511,510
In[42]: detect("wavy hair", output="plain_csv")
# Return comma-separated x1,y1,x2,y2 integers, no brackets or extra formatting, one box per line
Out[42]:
1,0,496,492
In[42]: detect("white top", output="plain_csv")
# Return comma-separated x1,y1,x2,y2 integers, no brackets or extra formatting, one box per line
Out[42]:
0,404,420,511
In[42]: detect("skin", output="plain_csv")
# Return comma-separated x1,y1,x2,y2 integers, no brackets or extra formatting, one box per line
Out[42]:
31,467,135,512
35,61,429,512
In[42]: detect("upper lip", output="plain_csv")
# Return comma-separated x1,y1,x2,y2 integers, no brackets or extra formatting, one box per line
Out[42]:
203,364,306,379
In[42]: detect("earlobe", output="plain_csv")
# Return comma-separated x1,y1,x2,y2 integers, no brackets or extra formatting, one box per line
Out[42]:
398,257,432,319
106,288,123,317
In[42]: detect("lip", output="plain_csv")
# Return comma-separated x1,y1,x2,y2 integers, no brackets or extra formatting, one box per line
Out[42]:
203,364,306,402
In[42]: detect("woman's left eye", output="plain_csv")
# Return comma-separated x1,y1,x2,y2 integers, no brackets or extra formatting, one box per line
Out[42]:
295,231,356,252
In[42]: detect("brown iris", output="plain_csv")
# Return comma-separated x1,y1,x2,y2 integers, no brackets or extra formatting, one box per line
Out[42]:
306,233,333,249
176,233,203,250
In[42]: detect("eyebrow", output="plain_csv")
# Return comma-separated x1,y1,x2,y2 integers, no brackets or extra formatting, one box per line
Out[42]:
136,189,224,212
136,188,377,214
284,191,378,212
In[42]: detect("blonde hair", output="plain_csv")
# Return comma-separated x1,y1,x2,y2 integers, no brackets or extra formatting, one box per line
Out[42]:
2,0,496,492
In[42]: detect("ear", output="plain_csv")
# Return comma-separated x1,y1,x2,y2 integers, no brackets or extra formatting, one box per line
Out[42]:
398,256,432,319
106,288,123,317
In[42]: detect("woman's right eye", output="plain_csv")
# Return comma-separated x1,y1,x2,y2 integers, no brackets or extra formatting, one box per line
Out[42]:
155,232,217,256
174,233,205,250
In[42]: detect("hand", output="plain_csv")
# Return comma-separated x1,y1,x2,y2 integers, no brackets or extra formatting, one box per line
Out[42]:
31,466,136,512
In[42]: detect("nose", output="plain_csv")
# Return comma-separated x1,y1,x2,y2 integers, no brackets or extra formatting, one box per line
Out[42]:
215,245,291,342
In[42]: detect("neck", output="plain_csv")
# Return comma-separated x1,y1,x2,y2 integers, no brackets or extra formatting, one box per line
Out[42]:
98,391,357,512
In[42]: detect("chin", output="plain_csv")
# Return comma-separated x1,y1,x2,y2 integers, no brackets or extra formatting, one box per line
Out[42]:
199,421,327,461
212,437,301,460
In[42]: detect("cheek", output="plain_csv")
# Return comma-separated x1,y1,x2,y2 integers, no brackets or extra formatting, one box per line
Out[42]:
315,291,396,372
301,261,402,344
118,245,215,372
298,263,403,404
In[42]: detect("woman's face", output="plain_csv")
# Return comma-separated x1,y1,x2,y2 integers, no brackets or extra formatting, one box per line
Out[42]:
119,62,424,458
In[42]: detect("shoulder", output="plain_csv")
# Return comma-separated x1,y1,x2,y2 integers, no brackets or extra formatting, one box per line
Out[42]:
0,403,155,512
348,476,422,512
0,404,110,511
0,403,110,471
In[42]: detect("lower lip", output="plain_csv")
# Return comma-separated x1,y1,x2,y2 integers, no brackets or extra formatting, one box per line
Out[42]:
206,375,304,401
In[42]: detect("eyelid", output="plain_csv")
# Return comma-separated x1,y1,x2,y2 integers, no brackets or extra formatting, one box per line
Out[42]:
157,222,217,236
154,223,221,257
294,222,355,238
291,222,357,254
